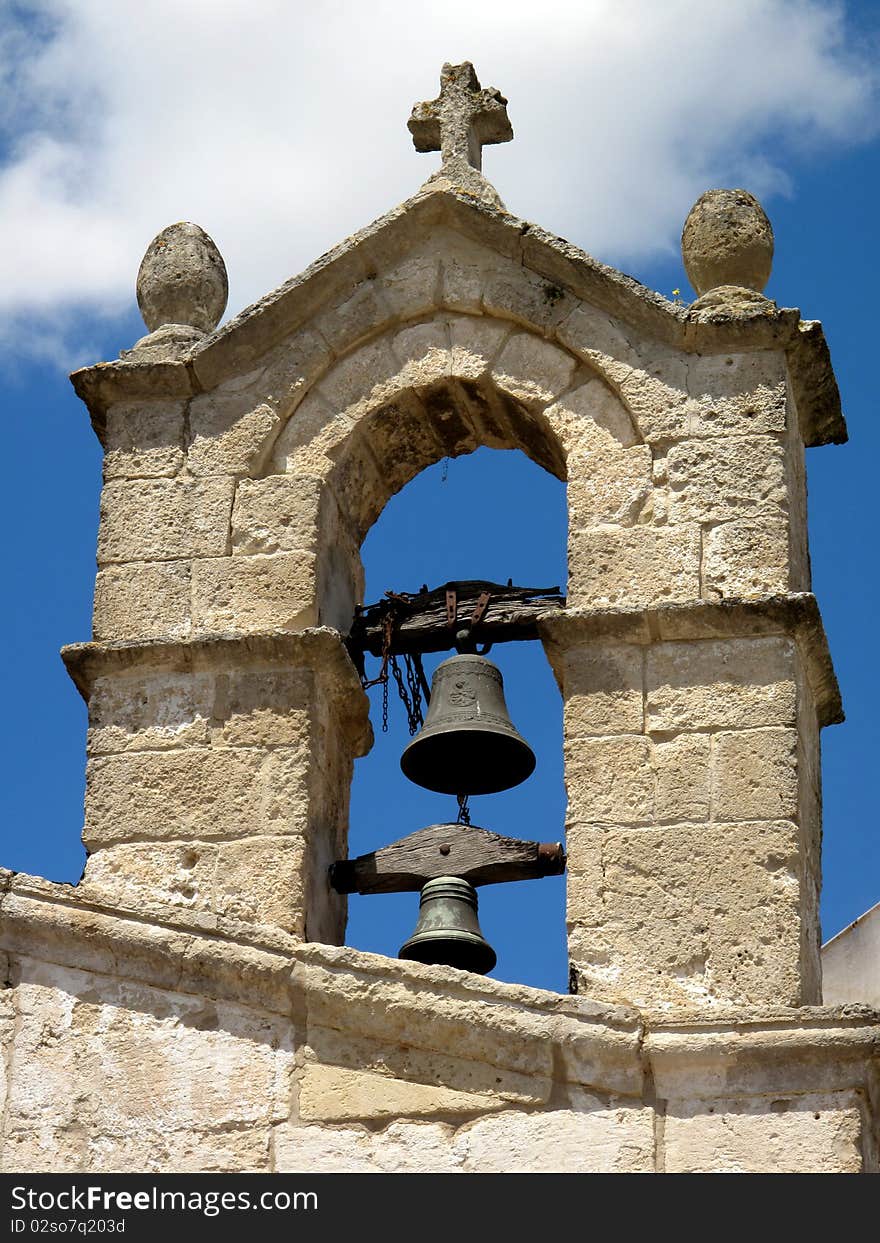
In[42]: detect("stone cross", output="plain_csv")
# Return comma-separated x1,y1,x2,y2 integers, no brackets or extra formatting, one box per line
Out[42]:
409,62,513,173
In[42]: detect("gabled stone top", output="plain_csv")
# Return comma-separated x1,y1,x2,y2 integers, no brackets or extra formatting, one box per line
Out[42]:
70,61,846,449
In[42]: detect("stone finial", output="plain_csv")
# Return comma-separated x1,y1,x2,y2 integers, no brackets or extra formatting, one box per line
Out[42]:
681,189,774,297
136,222,228,335
409,62,513,172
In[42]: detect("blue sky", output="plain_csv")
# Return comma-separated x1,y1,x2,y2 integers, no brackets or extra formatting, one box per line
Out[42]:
1,1,878,993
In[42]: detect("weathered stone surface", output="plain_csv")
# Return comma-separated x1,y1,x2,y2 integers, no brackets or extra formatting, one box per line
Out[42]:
555,302,640,380
272,391,349,473
483,264,575,333
380,249,441,320
568,526,700,608
191,553,317,635
0,986,15,1123
785,423,811,592
87,667,314,757
313,279,392,354
275,1121,461,1173
544,377,638,455
88,671,213,754
452,1097,655,1172
356,390,444,500
3,960,291,1153
294,942,644,1096
420,382,483,461
562,643,644,737
391,320,450,374
439,233,499,312
652,733,711,822
103,400,185,478
318,337,401,414
712,727,799,822
123,323,205,363
0,897,876,1172
565,736,653,825
666,436,787,525
492,333,576,404
618,356,690,443
137,222,227,333
3,1121,272,1174
409,61,512,207
567,445,652,527
231,475,322,555
646,637,797,732
448,312,509,368
213,669,312,748
84,747,309,846
664,1093,863,1173
280,1105,651,1173
188,396,280,478
98,478,234,564
306,1024,549,1108
92,560,191,641
25,98,867,1174
704,516,791,599
79,841,217,918
681,189,774,296
570,820,804,1008
215,837,305,932
686,351,787,437
298,1062,505,1123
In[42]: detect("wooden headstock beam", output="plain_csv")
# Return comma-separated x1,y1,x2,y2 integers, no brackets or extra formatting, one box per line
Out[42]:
330,823,566,896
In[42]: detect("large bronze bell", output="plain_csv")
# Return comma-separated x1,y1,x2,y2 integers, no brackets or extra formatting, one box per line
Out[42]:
399,876,496,974
400,654,535,795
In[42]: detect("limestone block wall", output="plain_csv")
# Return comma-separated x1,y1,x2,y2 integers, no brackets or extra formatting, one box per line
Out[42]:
543,609,833,1010
0,895,875,1173
67,634,370,943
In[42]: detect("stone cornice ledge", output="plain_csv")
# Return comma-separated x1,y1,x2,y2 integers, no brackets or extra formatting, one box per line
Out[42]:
644,1012,880,1099
2,874,877,1106
538,593,843,727
61,627,371,752
0,874,642,1099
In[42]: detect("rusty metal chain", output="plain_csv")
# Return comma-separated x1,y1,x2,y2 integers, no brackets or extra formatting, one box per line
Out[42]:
360,602,428,735
456,793,471,826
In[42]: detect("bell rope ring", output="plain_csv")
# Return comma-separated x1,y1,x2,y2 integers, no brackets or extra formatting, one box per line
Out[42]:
400,654,535,795
399,876,496,974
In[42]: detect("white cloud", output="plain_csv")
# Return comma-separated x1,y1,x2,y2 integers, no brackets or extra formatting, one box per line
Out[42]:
0,0,875,364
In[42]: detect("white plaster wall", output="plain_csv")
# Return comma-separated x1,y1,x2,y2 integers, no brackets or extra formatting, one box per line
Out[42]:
823,902,880,1008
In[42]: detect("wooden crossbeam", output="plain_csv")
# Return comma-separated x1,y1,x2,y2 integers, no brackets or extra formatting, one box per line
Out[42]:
347,580,565,663
329,823,566,896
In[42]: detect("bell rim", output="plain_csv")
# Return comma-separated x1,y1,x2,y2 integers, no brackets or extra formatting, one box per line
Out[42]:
400,728,536,795
399,928,497,974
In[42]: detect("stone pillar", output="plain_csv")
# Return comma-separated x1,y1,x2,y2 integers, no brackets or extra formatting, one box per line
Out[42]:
542,599,837,1011
66,632,369,942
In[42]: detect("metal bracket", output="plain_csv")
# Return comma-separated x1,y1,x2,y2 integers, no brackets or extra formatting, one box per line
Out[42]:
445,589,457,627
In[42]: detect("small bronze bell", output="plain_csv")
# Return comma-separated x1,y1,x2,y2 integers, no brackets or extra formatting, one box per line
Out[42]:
399,876,496,974
400,654,535,795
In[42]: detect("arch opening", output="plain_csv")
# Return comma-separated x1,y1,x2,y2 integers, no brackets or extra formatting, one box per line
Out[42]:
346,445,568,992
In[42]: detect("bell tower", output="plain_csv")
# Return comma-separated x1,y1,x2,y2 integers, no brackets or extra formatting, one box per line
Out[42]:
1,62,877,1174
